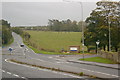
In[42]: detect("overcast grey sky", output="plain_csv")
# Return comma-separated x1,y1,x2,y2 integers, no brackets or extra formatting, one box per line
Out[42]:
2,0,120,26
2,2,98,26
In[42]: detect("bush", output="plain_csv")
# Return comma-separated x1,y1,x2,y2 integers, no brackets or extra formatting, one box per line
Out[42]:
79,72,84,76
88,46,96,52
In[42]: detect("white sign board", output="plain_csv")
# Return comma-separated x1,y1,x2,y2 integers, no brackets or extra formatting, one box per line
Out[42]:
70,47,77,51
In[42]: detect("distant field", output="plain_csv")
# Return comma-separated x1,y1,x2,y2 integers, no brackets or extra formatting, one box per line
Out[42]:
25,30,87,52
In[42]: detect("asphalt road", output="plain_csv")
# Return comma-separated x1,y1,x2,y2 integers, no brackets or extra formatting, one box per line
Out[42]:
2,32,119,80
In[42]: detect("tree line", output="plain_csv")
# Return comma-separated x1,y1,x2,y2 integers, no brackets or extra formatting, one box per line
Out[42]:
1,19,13,45
12,27,31,41
48,19,87,32
16,20,87,32
84,1,120,52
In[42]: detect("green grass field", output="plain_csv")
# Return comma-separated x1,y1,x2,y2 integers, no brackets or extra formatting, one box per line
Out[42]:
80,57,116,64
25,30,87,52
25,44,83,55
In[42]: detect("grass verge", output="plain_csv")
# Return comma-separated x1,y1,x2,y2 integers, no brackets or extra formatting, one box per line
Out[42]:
24,42,84,55
79,57,117,64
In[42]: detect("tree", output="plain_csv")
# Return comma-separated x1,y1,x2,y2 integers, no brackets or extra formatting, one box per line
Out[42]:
85,1,120,52
48,19,86,32
1,19,13,44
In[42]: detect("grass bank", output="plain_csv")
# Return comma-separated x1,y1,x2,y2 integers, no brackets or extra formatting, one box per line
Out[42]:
79,57,117,64
25,42,83,55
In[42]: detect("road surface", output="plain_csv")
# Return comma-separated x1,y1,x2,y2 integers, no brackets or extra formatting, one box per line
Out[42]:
2,32,119,80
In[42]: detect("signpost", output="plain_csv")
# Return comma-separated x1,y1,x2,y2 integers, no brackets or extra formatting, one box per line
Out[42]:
9,47,13,54
96,40,100,55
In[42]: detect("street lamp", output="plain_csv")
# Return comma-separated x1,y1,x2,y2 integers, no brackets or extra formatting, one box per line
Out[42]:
82,43,84,60
79,2,84,60
96,40,100,55
108,15,111,52
63,0,84,60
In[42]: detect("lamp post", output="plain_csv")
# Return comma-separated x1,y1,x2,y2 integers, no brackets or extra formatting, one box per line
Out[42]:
79,2,84,60
96,40,100,55
108,14,111,52
63,0,84,60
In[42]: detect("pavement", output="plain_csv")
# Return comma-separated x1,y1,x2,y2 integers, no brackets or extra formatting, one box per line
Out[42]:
67,60,119,70
2,32,120,80
53,55,119,69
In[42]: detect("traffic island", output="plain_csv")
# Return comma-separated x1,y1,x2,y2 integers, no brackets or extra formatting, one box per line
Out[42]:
7,59,101,79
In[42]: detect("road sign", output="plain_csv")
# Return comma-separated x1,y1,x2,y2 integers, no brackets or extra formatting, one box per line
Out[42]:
9,47,12,52
69,46,80,53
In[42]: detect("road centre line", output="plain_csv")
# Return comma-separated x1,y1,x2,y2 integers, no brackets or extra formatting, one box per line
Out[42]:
2,69,25,79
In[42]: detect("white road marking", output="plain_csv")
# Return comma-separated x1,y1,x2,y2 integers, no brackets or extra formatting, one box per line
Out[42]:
21,77,25,79
2,70,5,73
49,57,53,58
17,42,21,48
78,67,119,77
26,48,28,51
56,62,61,63
30,56,70,64
59,72,82,78
55,59,61,61
29,57,44,62
7,72,11,75
2,69,26,79
13,74,19,77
